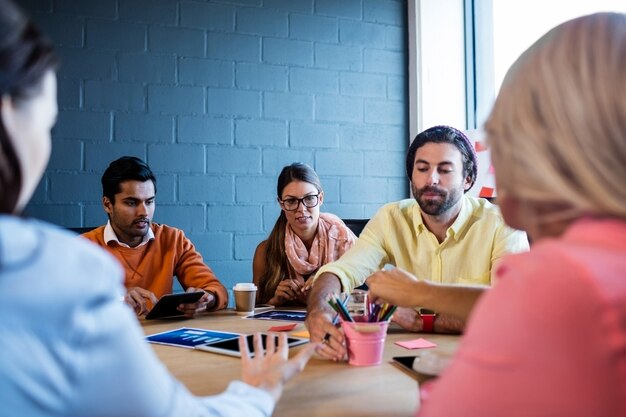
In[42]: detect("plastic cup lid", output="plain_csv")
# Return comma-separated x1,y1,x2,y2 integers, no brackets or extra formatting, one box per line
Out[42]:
234,283,257,290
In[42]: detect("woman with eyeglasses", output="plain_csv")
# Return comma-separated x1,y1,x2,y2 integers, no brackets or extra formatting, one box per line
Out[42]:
253,163,357,306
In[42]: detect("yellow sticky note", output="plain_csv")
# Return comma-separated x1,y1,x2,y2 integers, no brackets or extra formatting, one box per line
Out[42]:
291,329,310,339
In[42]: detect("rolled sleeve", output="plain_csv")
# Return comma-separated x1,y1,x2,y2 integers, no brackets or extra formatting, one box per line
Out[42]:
312,207,392,292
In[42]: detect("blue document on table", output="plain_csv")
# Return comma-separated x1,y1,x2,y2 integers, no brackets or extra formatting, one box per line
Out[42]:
244,309,306,322
146,327,239,348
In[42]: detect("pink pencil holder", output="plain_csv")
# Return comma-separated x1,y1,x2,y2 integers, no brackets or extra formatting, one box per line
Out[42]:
341,316,389,366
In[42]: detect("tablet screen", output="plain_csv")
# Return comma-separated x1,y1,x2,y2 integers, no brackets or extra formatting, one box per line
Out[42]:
195,333,308,357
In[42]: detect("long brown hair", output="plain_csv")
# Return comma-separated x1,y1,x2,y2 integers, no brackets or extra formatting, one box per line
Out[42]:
0,0,58,214
257,163,323,303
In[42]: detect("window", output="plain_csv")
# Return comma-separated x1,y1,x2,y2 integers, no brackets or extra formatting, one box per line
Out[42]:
409,0,626,133
474,0,626,127
408,0,467,139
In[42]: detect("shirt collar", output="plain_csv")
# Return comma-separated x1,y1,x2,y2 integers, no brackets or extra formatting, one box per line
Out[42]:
104,220,154,248
447,195,472,241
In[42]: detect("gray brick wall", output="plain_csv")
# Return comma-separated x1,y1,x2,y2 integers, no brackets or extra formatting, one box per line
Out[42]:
21,0,409,294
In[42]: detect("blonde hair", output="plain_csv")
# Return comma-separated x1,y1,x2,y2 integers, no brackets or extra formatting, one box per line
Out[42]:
485,12,626,224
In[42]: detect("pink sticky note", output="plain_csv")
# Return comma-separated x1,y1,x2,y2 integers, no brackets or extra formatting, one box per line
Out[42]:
268,323,298,332
395,338,437,349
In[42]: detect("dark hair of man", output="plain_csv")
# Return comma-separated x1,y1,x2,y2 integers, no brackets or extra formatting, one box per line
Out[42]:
101,156,157,204
257,162,323,304
405,125,478,192
0,0,58,214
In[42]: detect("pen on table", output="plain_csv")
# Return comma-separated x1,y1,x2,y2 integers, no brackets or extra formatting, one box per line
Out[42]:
323,313,340,344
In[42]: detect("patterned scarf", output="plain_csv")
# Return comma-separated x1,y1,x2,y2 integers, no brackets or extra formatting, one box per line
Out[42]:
284,212,356,281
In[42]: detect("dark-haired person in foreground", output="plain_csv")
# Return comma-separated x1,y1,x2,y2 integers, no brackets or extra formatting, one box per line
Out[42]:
0,1,318,415
306,125,529,361
82,156,228,317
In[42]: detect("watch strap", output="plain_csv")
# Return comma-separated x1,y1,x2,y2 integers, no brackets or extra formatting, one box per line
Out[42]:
418,308,436,333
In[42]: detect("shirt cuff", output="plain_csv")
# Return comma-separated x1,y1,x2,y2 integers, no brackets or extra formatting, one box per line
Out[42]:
224,381,275,416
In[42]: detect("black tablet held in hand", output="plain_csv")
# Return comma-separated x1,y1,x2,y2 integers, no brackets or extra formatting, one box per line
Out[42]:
145,291,204,320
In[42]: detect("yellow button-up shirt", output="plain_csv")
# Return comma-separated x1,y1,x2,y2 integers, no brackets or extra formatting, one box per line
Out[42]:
315,196,529,292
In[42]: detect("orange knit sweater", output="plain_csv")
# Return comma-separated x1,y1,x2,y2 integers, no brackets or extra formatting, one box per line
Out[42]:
82,223,228,310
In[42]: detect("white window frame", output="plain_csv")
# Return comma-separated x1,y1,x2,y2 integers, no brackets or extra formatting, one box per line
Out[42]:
407,0,472,140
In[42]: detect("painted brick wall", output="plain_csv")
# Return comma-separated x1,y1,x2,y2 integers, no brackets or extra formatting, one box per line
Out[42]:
20,0,409,294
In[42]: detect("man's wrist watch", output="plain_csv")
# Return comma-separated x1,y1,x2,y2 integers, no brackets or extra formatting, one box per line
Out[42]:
418,308,437,333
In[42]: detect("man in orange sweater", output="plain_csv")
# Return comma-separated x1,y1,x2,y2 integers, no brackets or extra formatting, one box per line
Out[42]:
82,156,228,317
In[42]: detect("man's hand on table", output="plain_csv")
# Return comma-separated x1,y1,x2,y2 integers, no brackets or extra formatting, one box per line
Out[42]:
304,272,347,361
305,308,346,361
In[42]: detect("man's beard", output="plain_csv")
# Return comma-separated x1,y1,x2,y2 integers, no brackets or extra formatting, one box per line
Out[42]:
412,184,462,216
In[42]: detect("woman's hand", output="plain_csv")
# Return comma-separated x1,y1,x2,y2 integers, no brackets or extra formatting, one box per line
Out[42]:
366,267,421,306
270,276,306,305
240,333,320,402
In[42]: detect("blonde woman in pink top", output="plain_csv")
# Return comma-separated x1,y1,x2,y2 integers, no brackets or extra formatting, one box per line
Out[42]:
253,163,357,306
368,12,626,417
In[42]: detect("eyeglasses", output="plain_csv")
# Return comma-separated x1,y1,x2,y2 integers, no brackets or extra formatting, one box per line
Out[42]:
279,194,320,211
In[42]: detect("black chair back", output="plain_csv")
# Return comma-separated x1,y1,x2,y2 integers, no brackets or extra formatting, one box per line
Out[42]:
67,227,96,235
342,219,369,237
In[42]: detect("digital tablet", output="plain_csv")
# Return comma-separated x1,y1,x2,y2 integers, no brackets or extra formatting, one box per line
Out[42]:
392,351,453,378
244,309,306,322
195,333,308,357
392,355,421,379
145,291,204,320
254,304,275,314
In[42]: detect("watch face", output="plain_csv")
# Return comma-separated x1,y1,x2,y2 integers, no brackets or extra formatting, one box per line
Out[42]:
419,308,436,315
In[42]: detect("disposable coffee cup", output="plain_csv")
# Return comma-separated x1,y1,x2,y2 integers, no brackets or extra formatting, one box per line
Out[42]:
233,283,257,315
341,316,389,366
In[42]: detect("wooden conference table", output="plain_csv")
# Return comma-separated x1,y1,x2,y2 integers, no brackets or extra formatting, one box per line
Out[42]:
142,310,460,417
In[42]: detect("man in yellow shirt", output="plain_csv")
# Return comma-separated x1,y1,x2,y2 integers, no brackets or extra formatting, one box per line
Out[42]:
305,125,528,360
